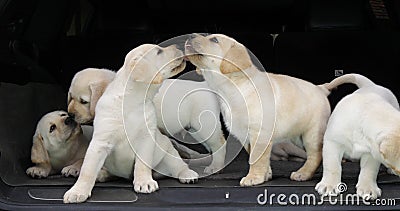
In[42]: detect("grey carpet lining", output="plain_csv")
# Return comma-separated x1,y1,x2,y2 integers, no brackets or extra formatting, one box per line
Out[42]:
0,82,399,189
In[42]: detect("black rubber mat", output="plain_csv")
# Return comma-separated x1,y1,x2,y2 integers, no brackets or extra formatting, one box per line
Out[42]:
1,82,399,189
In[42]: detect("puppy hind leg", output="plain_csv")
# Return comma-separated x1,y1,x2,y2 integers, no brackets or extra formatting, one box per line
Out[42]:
356,154,381,200
240,139,273,186
155,142,199,184
198,132,227,174
291,127,323,181
96,167,116,182
315,140,344,196
190,114,227,174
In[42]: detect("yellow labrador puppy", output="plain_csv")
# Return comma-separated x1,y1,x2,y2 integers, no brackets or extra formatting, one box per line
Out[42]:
185,33,335,186
68,68,226,174
26,110,92,178
67,68,115,124
316,74,400,200
63,44,198,203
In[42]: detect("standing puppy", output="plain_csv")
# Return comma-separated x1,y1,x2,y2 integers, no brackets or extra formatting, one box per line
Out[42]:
26,111,92,178
315,74,400,200
63,44,198,203
185,33,334,186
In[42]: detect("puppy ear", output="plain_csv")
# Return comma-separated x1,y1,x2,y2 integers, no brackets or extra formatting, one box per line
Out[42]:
89,81,108,116
132,72,163,84
31,132,50,165
380,137,400,170
129,57,164,84
220,43,252,74
67,92,72,106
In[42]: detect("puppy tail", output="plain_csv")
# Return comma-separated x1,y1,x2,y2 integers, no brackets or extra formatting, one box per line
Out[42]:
320,73,375,93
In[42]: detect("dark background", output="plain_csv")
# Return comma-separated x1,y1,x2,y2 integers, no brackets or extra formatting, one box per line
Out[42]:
1,0,400,109
1,0,400,209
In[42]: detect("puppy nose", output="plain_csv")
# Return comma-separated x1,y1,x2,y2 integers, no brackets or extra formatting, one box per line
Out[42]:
64,116,75,125
68,112,75,119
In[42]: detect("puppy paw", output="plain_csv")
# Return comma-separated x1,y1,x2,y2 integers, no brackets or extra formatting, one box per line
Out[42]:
63,186,91,203
178,169,199,184
133,178,159,193
356,182,381,200
240,174,266,186
26,166,50,178
96,169,112,182
61,165,80,177
315,181,340,196
290,170,313,181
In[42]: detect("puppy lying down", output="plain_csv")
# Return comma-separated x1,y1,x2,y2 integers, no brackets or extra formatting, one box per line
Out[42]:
315,74,400,200
64,44,198,203
26,110,92,178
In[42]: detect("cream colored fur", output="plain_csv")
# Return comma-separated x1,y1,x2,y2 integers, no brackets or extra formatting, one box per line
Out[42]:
315,73,400,200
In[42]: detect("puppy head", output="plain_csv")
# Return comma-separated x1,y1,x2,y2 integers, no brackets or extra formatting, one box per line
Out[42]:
379,135,400,176
68,68,115,124
31,111,82,164
185,33,252,74
123,44,186,84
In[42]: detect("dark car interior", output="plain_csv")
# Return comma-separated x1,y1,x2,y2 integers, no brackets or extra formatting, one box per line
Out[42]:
1,0,400,209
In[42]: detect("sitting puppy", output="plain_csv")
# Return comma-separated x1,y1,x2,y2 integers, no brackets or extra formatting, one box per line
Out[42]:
185,33,342,186
26,111,92,178
63,44,198,203
68,68,226,174
315,74,400,200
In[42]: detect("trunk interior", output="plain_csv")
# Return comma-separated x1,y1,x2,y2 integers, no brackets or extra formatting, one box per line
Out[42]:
1,0,400,209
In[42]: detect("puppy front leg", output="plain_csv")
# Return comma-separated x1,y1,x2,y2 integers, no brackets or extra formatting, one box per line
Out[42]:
62,159,83,177
240,138,272,186
133,158,158,193
63,140,110,203
26,163,52,178
132,135,158,193
356,154,381,200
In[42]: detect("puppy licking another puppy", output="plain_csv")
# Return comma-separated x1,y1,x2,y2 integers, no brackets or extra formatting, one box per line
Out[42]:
64,44,198,203
185,33,342,186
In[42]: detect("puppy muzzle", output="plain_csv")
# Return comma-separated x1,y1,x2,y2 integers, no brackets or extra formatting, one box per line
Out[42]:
64,116,77,127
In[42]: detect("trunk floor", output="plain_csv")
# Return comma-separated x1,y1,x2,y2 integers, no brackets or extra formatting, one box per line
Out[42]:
3,152,400,188
1,82,399,189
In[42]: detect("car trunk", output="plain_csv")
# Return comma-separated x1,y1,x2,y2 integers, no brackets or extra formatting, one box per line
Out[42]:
1,0,400,209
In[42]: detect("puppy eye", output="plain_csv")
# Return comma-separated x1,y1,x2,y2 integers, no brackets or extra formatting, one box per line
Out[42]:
49,124,56,133
157,48,163,55
80,99,88,104
60,113,67,117
209,37,219,43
